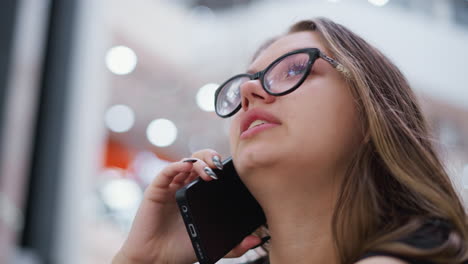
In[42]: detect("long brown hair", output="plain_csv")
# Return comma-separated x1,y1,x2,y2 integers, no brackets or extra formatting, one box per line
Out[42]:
254,17,468,264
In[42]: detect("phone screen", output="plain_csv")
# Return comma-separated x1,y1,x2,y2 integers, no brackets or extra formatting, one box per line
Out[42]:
176,157,266,264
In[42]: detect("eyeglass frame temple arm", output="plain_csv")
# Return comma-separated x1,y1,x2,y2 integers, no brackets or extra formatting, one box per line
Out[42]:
318,51,351,78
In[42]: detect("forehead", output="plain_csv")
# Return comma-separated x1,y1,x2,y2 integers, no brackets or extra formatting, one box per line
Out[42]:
248,31,326,72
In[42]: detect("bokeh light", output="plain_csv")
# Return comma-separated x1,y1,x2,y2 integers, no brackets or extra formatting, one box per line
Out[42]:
104,104,135,133
196,83,218,112
105,45,138,75
368,0,390,7
146,119,178,147
100,178,142,211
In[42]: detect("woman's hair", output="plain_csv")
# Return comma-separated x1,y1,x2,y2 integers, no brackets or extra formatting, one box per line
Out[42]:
253,17,468,264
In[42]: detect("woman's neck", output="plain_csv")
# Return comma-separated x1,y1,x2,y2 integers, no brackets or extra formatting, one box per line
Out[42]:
265,194,337,264
244,165,342,264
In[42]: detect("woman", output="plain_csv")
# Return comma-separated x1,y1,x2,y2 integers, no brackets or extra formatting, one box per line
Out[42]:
112,18,468,264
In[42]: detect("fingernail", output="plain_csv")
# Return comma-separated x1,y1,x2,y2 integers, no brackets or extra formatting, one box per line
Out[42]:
204,167,218,180
183,158,197,163
212,156,223,170
250,236,271,250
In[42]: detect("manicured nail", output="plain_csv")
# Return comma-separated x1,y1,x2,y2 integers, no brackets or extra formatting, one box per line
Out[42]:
250,236,271,250
204,167,218,180
183,158,197,163
212,156,223,170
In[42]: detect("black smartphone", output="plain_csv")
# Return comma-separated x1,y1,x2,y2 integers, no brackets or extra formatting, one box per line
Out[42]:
175,157,266,264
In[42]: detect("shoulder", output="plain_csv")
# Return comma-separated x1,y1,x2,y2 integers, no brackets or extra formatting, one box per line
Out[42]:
355,256,409,264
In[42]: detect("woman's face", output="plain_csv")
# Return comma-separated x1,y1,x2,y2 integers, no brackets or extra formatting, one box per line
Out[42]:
229,31,362,179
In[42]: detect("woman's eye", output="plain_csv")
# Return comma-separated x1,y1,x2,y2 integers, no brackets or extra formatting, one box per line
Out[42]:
285,62,307,77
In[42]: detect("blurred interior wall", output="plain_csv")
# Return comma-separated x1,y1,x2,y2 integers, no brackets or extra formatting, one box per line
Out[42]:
0,0,21,261
52,0,109,263
18,0,79,262
0,0,108,263
0,0,49,263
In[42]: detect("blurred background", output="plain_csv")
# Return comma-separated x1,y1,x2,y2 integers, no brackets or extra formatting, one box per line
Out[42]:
0,0,467,263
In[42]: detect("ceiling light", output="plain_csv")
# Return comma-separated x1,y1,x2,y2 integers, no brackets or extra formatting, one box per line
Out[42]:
100,178,142,211
196,83,218,112
146,119,178,147
105,104,135,133
368,0,389,7
105,45,137,75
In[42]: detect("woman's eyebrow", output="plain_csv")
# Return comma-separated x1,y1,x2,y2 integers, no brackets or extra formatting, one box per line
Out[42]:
246,61,267,74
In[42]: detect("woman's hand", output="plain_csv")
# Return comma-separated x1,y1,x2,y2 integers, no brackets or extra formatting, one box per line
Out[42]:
112,149,263,264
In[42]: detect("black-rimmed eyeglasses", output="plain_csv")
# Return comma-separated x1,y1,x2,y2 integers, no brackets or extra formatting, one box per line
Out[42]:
214,48,348,118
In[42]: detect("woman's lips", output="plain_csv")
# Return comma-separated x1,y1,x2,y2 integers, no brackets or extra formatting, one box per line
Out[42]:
240,122,280,139
239,109,281,139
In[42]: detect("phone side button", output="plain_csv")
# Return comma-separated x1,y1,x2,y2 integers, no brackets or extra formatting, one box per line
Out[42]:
188,224,197,237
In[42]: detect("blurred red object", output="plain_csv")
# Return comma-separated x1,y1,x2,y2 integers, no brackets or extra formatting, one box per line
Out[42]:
104,139,174,170
104,139,134,169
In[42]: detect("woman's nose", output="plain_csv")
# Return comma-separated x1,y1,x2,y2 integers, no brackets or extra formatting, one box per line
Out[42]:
240,79,276,112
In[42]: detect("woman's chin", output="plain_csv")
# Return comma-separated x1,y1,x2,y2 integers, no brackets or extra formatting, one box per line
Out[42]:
233,145,281,175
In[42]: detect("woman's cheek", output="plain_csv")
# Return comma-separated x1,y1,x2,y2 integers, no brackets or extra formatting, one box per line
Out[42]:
228,118,240,151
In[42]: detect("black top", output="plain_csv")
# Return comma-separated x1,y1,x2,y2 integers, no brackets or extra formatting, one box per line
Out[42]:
240,218,465,264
